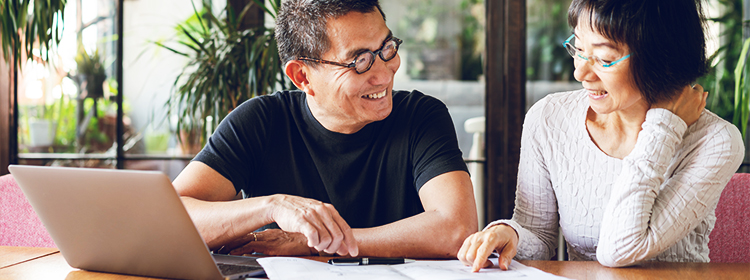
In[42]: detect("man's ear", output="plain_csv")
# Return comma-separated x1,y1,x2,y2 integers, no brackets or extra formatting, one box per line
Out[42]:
285,60,314,95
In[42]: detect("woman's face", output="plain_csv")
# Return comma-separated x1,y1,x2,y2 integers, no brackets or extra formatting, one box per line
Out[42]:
572,24,646,116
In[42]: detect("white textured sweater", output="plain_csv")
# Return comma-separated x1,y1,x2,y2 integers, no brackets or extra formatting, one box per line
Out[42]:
488,90,745,267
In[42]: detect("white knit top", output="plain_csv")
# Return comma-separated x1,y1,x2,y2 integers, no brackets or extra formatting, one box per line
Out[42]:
488,89,745,267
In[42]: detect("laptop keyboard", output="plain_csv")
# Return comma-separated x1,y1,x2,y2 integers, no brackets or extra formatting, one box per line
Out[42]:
217,263,263,276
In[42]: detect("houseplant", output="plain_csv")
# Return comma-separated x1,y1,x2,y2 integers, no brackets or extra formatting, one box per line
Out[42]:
154,0,290,152
0,0,67,68
732,37,750,138
74,44,106,101
698,0,746,133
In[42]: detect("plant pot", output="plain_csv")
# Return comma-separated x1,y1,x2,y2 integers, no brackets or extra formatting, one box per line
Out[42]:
178,129,203,155
29,120,57,147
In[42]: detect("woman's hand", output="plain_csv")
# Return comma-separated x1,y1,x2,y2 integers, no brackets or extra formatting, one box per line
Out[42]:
651,84,708,127
218,229,319,256
457,224,519,272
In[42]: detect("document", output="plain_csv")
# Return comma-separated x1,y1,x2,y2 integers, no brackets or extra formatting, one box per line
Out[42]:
257,257,571,280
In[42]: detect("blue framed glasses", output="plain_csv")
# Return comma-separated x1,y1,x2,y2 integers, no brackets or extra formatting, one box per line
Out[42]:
563,34,630,68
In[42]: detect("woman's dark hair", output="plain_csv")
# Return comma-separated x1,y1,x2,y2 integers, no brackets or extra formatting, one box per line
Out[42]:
568,0,708,105
275,0,386,67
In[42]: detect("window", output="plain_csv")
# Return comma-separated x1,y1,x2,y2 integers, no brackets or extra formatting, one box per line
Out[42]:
383,0,485,160
17,0,121,169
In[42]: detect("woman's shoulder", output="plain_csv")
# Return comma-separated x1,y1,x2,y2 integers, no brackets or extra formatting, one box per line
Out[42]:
691,110,743,143
683,110,745,159
680,110,745,171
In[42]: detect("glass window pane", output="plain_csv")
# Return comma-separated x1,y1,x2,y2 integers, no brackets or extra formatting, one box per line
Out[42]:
123,0,484,163
382,0,486,160
19,157,116,169
17,0,121,167
123,0,227,158
123,159,190,180
526,0,581,112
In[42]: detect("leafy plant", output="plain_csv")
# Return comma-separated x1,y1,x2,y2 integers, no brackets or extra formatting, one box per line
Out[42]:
396,0,453,79
0,0,67,68
154,0,290,150
74,45,107,100
526,0,574,81
698,0,743,128
19,94,114,153
458,0,484,81
733,38,750,138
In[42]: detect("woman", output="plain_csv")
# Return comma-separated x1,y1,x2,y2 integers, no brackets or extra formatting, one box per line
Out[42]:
458,0,745,270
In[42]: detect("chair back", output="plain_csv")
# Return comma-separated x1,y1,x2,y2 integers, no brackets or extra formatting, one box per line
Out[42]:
708,173,750,263
0,173,56,247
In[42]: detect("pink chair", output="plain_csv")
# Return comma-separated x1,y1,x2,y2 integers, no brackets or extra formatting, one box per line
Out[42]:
0,173,56,248
708,173,750,263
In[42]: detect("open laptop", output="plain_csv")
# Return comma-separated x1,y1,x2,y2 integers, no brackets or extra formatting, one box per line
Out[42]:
9,165,265,280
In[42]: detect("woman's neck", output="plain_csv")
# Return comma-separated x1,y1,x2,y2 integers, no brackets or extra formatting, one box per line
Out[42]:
585,103,649,159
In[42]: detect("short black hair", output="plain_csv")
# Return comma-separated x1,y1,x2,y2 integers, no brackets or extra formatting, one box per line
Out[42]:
568,0,708,105
275,0,386,67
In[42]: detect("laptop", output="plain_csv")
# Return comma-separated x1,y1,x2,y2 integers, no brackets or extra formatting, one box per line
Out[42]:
9,165,265,280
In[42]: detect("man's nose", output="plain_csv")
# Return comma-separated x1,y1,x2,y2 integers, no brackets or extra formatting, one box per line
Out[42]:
368,54,397,85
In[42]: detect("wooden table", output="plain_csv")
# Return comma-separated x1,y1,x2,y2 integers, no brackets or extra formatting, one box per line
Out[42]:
518,259,750,280
1,246,748,279
0,246,58,269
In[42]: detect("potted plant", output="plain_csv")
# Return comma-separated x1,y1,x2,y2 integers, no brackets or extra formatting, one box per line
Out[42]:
154,0,290,153
74,45,106,101
27,100,58,148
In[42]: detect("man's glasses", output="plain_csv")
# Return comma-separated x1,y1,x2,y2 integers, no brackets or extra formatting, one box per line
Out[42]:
297,36,403,74
563,34,630,68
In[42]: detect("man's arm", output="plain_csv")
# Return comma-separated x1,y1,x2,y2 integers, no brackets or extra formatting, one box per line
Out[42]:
216,170,477,258
353,170,477,258
172,161,358,256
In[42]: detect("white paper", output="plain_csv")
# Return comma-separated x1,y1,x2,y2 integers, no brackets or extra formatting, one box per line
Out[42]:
257,257,571,280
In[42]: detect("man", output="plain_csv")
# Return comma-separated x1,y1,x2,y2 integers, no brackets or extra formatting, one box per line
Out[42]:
172,0,477,258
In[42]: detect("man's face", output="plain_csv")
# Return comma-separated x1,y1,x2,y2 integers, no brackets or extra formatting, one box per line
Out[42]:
306,10,400,133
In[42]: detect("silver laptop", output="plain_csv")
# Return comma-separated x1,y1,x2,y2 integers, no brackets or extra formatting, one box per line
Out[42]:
9,165,265,280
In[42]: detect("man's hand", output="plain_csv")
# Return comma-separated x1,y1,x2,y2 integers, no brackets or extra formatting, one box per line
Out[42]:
457,224,519,272
219,229,317,256
267,194,358,257
651,84,707,127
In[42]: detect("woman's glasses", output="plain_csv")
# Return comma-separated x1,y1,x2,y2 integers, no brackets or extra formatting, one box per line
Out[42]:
297,36,403,74
563,34,630,68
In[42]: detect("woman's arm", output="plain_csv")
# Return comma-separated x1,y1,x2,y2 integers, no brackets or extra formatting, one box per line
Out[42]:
597,87,745,267
458,98,561,271
481,98,563,257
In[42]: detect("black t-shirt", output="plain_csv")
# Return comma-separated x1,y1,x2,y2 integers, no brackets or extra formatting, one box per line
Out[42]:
194,90,467,228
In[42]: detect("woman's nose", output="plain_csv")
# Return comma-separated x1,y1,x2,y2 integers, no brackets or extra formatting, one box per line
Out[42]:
573,59,597,82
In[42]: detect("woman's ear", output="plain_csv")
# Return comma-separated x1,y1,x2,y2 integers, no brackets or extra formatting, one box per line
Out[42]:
285,60,314,96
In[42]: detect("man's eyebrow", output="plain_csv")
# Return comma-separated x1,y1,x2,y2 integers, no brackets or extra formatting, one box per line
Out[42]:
344,31,393,61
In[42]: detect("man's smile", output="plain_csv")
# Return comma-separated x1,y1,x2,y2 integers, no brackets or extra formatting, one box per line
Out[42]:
363,89,387,99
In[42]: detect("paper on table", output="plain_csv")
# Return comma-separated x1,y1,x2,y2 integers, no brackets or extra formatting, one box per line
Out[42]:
257,257,571,280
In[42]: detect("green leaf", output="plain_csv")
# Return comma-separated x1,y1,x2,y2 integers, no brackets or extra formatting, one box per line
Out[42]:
158,0,287,148
733,37,750,138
